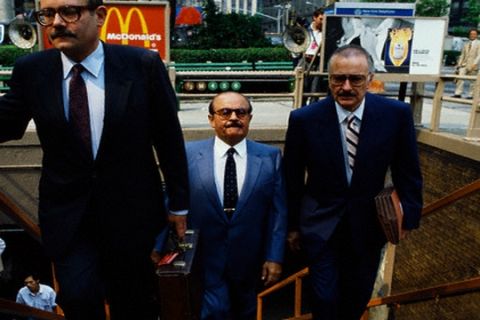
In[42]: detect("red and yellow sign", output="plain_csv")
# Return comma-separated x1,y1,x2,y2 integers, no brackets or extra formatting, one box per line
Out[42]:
40,1,170,61
100,2,169,61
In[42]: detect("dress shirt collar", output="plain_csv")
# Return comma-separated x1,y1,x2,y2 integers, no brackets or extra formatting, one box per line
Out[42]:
28,286,43,297
61,42,104,79
335,98,365,124
214,136,247,159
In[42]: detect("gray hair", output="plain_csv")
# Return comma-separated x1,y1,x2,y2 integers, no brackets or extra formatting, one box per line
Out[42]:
327,44,375,73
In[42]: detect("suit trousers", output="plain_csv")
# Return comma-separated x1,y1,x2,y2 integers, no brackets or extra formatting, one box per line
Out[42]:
308,217,382,320
455,66,478,96
53,213,159,320
201,276,256,320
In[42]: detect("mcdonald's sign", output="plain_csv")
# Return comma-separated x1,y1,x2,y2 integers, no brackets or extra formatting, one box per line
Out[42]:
40,1,170,62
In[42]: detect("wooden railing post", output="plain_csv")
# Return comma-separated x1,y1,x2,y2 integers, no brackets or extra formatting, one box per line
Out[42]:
293,66,305,109
430,77,445,132
294,278,302,317
465,72,480,141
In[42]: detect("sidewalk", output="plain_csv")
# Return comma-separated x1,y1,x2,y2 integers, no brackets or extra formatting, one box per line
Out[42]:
178,96,472,137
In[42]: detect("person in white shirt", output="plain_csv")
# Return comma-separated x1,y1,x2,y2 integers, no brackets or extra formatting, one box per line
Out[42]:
16,273,57,312
303,8,325,105
453,29,480,99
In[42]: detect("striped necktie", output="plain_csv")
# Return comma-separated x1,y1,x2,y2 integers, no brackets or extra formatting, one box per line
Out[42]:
346,114,360,170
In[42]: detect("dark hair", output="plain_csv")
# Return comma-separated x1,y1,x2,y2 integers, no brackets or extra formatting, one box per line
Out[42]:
313,8,324,17
468,29,479,35
23,272,40,281
208,92,253,115
327,44,375,73
88,0,103,7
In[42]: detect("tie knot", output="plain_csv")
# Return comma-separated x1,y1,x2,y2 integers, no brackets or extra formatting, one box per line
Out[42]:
227,148,236,157
347,113,356,124
72,64,85,76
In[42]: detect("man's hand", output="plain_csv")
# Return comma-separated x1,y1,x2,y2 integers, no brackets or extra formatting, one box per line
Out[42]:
287,231,301,252
150,250,162,265
262,261,282,287
400,229,410,241
168,214,187,240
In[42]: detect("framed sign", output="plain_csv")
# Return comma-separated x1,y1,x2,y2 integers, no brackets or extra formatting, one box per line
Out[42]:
321,16,447,76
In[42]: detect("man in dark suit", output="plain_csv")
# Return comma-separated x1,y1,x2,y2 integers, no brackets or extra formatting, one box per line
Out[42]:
186,92,287,319
284,45,423,319
0,0,189,319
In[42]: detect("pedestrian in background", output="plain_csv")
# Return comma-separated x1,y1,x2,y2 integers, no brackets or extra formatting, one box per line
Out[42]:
453,28,480,99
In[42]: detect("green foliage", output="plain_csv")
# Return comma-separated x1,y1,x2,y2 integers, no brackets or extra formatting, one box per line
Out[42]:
451,26,472,37
361,0,449,17
171,47,291,63
185,0,272,49
463,0,480,27
415,0,450,17
443,50,461,66
0,45,35,66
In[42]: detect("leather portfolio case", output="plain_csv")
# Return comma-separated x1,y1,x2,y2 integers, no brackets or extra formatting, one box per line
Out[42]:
156,229,202,320
374,186,403,244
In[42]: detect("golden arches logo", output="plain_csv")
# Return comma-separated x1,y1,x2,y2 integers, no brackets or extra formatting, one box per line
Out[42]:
100,7,151,47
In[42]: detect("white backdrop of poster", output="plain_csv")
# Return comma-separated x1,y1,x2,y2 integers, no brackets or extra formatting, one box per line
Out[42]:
409,19,446,74
322,16,447,76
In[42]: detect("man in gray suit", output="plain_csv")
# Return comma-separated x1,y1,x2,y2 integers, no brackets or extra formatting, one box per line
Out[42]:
186,92,287,319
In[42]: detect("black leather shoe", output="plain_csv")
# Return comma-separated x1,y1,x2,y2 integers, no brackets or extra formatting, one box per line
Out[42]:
451,94,462,98
466,96,473,99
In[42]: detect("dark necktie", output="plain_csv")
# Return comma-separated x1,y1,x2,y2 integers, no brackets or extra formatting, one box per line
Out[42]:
346,114,360,170
69,64,92,156
223,147,238,219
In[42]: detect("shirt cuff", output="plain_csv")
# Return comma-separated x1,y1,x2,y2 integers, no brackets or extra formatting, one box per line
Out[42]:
169,209,188,216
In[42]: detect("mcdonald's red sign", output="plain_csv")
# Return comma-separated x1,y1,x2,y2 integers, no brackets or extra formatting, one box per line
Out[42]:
40,1,170,62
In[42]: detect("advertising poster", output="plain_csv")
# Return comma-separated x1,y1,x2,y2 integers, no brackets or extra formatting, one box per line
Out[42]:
322,16,446,75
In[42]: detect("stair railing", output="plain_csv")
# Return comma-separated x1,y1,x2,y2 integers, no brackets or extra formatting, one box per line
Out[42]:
256,179,480,320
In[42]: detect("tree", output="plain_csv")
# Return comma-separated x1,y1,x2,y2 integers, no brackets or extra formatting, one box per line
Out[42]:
186,0,271,49
463,0,480,28
415,0,450,17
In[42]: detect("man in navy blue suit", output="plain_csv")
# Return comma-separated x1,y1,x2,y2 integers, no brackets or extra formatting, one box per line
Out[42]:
187,92,287,319
284,45,423,319
0,0,189,319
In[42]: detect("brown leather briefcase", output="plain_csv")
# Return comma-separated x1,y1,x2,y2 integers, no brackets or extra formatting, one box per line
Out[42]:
374,186,403,244
156,229,202,320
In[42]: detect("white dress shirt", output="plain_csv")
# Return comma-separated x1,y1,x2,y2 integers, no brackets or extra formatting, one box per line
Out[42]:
335,99,365,184
213,137,247,206
61,42,105,159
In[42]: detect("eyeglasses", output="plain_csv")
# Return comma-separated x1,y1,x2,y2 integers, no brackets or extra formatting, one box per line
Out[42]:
212,108,250,120
34,5,94,26
329,74,369,87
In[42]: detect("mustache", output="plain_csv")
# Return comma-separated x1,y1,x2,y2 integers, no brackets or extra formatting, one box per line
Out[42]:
337,91,357,97
50,29,76,40
225,121,243,128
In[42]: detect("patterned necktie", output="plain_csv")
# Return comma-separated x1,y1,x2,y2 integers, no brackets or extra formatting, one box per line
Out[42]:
69,64,92,156
223,147,238,219
346,114,360,170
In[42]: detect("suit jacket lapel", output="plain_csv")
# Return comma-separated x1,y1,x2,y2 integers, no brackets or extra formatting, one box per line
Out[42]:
318,98,349,187
97,44,133,162
36,50,67,129
351,94,381,185
234,140,262,218
195,139,225,220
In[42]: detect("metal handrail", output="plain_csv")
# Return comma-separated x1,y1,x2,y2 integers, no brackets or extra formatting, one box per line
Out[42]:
256,179,480,319
0,298,65,320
